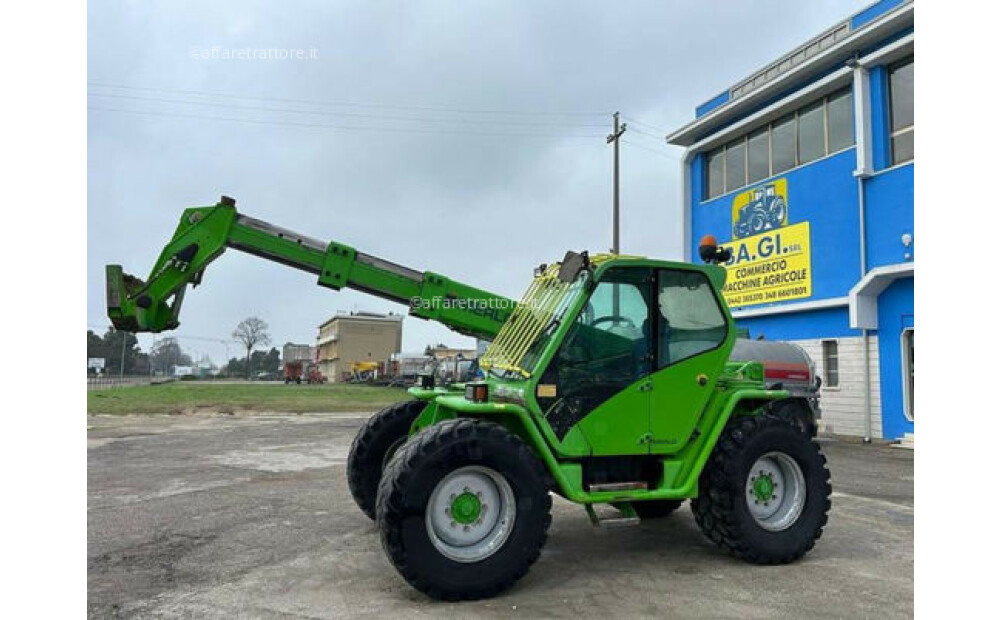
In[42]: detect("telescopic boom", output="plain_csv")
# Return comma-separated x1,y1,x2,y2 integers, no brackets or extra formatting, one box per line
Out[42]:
106,196,513,340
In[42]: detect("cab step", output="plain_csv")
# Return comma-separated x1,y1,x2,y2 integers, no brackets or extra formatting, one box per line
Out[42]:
585,503,640,528
587,481,648,492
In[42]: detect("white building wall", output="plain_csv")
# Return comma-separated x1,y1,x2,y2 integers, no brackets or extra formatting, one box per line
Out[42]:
791,335,882,439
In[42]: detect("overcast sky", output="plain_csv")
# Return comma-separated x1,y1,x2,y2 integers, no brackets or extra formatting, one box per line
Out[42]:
88,0,867,364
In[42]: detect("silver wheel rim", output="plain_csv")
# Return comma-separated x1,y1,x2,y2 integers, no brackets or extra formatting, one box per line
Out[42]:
425,465,516,563
746,451,806,532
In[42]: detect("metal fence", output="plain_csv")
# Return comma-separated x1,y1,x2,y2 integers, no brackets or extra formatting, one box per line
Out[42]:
86,375,175,390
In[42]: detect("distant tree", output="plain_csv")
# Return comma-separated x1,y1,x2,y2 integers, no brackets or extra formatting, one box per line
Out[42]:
150,337,192,375
91,327,148,375
224,347,280,377
224,357,245,377
261,347,281,374
87,330,106,357
232,317,271,378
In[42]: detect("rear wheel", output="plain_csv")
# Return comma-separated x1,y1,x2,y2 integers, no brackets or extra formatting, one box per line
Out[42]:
346,400,426,520
376,418,551,601
692,414,831,564
770,399,817,437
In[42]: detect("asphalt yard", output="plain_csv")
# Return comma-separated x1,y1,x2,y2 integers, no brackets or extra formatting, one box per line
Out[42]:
88,412,913,619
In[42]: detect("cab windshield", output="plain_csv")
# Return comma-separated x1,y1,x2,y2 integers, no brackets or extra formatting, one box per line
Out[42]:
480,269,587,380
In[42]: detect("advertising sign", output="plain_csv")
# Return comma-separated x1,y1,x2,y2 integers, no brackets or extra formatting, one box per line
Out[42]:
718,178,812,308
88,357,106,370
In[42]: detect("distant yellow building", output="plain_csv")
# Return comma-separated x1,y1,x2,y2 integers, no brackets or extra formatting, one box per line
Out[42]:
315,312,403,382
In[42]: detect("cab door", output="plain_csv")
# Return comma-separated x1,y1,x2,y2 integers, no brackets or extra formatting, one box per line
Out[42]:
647,268,732,454
539,268,654,456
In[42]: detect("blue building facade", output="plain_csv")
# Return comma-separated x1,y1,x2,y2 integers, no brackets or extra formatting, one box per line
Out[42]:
667,0,913,441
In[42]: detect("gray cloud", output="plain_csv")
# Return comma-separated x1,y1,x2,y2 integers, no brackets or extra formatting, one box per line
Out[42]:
88,0,867,362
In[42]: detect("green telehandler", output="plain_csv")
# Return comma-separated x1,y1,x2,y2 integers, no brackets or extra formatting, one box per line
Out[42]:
107,197,831,601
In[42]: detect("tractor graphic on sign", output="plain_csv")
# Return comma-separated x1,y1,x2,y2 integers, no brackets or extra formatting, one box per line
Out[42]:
733,182,787,239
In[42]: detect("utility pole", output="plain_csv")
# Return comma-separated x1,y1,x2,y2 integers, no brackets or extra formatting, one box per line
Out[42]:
607,111,627,254
120,330,127,379
607,112,627,318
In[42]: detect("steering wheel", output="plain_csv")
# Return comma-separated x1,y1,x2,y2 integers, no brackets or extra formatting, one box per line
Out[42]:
592,315,637,330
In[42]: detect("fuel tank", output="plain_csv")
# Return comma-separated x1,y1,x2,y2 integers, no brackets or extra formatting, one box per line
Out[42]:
729,338,819,394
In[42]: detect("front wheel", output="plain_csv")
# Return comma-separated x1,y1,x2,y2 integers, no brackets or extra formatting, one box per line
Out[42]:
692,414,831,564
346,400,426,520
376,419,552,601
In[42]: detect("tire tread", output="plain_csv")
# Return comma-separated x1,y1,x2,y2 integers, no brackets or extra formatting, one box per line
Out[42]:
376,418,551,601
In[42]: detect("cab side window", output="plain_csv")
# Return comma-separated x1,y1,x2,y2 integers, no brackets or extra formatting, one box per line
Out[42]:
657,270,727,368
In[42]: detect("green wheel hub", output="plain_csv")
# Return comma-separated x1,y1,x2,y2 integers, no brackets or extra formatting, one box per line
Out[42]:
425,465,518,563
450,491,482,525
752,473,775,503
745,451,807,532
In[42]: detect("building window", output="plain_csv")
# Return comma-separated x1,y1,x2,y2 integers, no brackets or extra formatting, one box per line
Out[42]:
797,100,825,164
826,88,855,153
889,56,914,164
724,138,746,193
701,87,854,200
771,113,796,175
705,147,725,199
822,340,839,388
747,127,770,183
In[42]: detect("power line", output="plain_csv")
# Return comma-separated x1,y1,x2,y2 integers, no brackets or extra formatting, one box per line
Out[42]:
624,124,670,142
621,115,671,135
88,324,232,344
88,82,609,118
87,92,607,128
621,138,680,160
88,106,607,139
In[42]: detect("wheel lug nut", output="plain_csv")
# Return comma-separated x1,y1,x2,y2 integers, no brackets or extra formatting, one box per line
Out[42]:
463,525,470,531
476,492,483,498
450,521,457,528
449,493,456,500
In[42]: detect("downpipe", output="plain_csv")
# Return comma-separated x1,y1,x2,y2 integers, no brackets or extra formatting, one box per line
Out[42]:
858,174,872,444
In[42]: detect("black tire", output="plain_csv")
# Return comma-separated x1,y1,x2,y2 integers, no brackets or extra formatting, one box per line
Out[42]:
630,499,684,519
346,400,426,520
692,414,831,564
376,418,552,601
770,399,818,437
